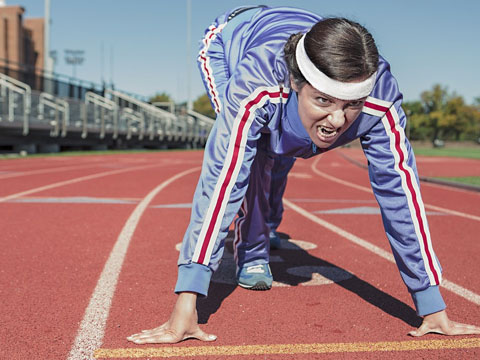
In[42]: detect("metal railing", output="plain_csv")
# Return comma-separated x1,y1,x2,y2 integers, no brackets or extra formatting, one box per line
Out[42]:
0,72,215,149
121,107,145,140
0,73,31,135
83,91,118,139
106,89,179,141
188,109,215,144
38,92,70,137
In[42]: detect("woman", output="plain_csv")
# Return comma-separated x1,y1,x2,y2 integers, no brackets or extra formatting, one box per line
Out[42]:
128,6,480,343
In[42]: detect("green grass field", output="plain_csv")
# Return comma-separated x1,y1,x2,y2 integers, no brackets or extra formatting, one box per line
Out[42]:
411,143,480,188
412,146,480,160
437,177,480,186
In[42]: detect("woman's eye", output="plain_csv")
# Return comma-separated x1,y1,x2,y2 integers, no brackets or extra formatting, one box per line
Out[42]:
316,97,330,105
348,100,364,107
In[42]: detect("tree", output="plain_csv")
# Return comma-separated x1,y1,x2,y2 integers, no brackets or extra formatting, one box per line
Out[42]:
441,96,470,140
461,99,480,141
193,93,216,119
403,100,431,140
403,84,480,142
149,92,173,103
419,84,450,141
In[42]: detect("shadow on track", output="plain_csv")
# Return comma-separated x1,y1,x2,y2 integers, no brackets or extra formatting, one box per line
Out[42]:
197,231,422,328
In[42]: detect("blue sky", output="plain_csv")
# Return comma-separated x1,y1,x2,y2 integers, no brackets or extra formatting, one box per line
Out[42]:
13,0,480,104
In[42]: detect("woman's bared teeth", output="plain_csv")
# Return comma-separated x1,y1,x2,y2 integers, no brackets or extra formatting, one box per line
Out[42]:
317,125,337,137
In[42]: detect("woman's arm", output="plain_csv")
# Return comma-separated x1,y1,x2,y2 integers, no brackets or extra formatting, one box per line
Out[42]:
127,292,217,344
410,310,480,336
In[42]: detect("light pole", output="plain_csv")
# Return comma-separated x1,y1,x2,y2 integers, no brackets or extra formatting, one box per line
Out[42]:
44,0,54,74
186,0,192,111
64,49,85,78
44,0,55,94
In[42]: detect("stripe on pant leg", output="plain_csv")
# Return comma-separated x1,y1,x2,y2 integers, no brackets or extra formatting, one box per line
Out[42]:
192,86,289,265
233,197,248,269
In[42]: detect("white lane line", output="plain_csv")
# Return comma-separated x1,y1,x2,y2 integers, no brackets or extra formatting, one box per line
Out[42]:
282,198,480,306
296,156,480,306
0,163,103,180
0,158,181,180
283,198,394,263
422,204,480,222
0,164,162,203
67,166,201,360
441,280,480,306
310,156,480,222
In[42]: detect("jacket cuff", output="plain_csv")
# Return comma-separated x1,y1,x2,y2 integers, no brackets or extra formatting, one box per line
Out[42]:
410,285,446,316
174,263,212,297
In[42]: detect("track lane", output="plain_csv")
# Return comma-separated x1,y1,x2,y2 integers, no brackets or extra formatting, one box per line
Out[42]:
0,153,201,360
336,148,480,215
0,202,136,360
2,150,479,360
97,151,479,359
67,166,201,360
101,169,204,350
308,152,480,295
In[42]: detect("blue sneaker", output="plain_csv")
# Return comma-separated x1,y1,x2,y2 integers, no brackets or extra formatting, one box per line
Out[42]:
269,230,281,250
237,264,273,290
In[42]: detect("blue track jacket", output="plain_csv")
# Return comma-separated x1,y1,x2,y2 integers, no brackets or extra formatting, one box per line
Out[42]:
175,6,445,316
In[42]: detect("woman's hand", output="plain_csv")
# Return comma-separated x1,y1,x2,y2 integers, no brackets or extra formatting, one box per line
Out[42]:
127,292,217,344
409,310,480,336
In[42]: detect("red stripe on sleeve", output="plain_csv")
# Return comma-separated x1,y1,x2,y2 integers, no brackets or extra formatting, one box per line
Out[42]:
386,111,440,284
364,101,389,113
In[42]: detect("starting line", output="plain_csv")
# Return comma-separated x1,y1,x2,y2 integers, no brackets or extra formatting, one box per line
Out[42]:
94,338,480,358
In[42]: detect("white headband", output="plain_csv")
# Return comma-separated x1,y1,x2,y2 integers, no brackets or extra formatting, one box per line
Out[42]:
295,34,376,100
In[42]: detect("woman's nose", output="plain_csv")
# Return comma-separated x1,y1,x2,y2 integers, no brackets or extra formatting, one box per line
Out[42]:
327,110,346,129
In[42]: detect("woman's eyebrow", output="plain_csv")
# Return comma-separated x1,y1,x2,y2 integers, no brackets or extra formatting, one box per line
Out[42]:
312,90,334,100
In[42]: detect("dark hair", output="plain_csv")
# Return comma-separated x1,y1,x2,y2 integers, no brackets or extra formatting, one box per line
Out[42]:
284,18,379,89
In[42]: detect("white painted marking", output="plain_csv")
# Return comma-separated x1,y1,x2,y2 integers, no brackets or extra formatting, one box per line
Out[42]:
151,203,192,209
313,206,444,216
288,172,312,179
0,164,160,203
442,279,480,305
311,156,480,222
283,198,480,306
282,239,318,251
0,163,101,180
289,198,377,204
283,198,394,263
286,266,353,286
422,204,480,222
66,167,201,360
10,196,137,204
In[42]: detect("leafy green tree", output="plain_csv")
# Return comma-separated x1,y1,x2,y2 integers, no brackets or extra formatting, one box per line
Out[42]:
193,93,216,119
462,99,480,141
149,92,172,103
403,101,431,140
442,96,470,140
403,85,479,142
419,84,450,141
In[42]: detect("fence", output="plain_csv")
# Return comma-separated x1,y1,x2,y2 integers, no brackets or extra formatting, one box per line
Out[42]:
0,72,215,153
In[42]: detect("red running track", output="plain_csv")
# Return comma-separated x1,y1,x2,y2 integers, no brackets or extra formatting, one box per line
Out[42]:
0,149,479,360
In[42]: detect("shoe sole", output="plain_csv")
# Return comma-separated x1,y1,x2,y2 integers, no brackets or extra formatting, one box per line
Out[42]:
238,281,272,291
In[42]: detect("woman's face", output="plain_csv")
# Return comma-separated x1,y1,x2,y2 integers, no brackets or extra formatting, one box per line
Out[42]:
292,81,367,149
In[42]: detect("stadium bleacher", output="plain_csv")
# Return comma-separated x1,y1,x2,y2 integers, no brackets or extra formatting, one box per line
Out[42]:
0,72,214,154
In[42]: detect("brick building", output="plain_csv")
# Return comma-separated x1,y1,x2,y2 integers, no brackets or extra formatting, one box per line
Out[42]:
0,2,44,74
